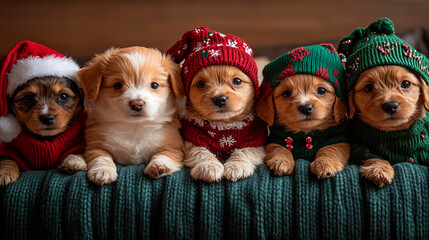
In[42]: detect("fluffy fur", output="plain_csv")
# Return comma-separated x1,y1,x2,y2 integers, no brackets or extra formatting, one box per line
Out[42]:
349,65,429,187
184,65,265,182
257,74,349,178
78,47,184,185
0,76,85,186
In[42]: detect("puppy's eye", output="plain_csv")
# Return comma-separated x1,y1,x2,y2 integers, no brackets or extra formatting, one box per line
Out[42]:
282,90,291,98
58,93,69,102
232,78,242,86
21,94,35,104
151,82,159,89
364,84,374,93
196,81,206,88
400,80,411,89
317,87,326,95
114,82,123,90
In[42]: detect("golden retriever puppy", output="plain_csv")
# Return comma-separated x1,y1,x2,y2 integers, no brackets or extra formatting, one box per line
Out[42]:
0,41,86,186
167,27,267,182
257,44,349,178
78,47,184,185
338,18,429,187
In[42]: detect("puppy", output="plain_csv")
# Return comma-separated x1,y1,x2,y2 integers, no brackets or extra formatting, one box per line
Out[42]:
0,41,86,186
78,47,184,185
339,18,429,187
348,65,428,186
257,44,349,178
167,27,267,182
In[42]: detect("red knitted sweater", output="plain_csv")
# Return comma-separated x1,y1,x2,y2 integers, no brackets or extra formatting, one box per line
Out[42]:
0,111,87,171
180,111,268,162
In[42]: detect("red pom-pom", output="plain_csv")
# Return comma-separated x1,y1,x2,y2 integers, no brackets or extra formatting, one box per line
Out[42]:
286,144,293,151
285,137,293,144
305,137,312,143
306,144,313,151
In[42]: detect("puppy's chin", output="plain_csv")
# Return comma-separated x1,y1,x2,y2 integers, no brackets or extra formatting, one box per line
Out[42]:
357,111,422,131
28,124,68,137
279,117,328,133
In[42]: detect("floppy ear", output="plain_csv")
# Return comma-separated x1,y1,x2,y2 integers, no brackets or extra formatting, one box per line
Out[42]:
348,91,356,119
333,96,347,122
78,48,115,101
419,77,429,112
162,56,184,98
256,94,276,126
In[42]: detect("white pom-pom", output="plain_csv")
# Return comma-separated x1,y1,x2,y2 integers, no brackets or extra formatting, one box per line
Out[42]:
0,114,21,143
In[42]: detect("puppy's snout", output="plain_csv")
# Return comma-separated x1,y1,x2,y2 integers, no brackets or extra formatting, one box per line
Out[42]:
298,104,313,116
212,95,228,108
39,114,55,125
382,101,400,114
129,99,145,112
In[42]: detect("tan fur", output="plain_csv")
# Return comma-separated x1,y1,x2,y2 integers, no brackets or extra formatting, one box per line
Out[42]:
79,47,184,185
184,65,263,182
350,65,428,187
0,160,20,186
58,154,87,173
258,74,348,177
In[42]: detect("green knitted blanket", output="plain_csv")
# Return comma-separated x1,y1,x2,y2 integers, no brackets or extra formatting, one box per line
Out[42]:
1,160,428,239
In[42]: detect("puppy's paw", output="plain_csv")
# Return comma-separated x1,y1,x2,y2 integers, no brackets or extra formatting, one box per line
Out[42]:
360,158,394,187
190,160,224,182
223,160,255,181
310,157,344,179
0,160,20,186
87,157,118,185
144,155,182,178
265,156,295,176
59,154,87,173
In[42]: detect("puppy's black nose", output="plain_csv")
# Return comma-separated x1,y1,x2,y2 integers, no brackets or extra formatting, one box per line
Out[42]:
298,104,313,116
212,95,228,107
39,114,55,125
382,101,400,114
129,100,145,111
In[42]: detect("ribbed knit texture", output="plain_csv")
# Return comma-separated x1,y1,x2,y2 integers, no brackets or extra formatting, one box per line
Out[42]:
2,161,428,239
266,123,347,161
0,111,87,170
259,44,345,99
349,115,429,165
338,18,429,95
180,113,268,162
166,26,259,97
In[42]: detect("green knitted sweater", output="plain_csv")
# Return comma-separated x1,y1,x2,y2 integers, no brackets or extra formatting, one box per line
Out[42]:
349,115,429,165
266,123,347,161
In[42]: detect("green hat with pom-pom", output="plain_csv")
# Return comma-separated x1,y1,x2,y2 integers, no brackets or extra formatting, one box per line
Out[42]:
338,18,429,95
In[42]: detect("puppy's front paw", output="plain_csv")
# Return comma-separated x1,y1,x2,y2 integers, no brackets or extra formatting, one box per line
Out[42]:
87,157,118,185
59,154,87,173
0,160,20,186
310,157,344,179
266,155,295,176
144,155,182,178
190,160,224,182
223,160,255,181
360,158,394,187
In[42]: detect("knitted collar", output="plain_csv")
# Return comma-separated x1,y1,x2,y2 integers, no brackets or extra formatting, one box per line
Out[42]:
349,114,429,165
267,123,347,161
179,109,256,131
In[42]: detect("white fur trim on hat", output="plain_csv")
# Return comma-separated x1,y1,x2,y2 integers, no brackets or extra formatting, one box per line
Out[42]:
0,114,21,143
6,55,80,96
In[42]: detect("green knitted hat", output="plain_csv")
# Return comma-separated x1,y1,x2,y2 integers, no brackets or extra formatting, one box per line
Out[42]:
259,44,346,100
338,18,429,95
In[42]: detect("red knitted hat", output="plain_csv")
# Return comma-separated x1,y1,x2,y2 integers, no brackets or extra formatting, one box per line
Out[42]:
166,26,258,97
0,41,80,143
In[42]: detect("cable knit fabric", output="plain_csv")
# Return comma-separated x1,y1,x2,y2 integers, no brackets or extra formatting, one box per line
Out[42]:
0,111,87,170
349,115,429,165
1,161,428,239
180,111,268,162
266,123,347,161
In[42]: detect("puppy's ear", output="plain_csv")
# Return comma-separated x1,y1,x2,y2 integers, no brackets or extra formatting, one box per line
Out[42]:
78,48,115,101
333,96,347,122
256,94,275,126
163,56,184,98
419,77,429,112
348,91,356,119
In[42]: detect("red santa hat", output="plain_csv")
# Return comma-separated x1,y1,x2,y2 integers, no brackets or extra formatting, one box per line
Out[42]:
0,41,80,142
166,26,258,97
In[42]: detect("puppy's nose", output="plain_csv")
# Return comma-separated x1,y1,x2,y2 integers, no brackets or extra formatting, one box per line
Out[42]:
212,95,228,107
298,104,313,116
129,100,145,111
39,114,55,125
382,101,400,114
